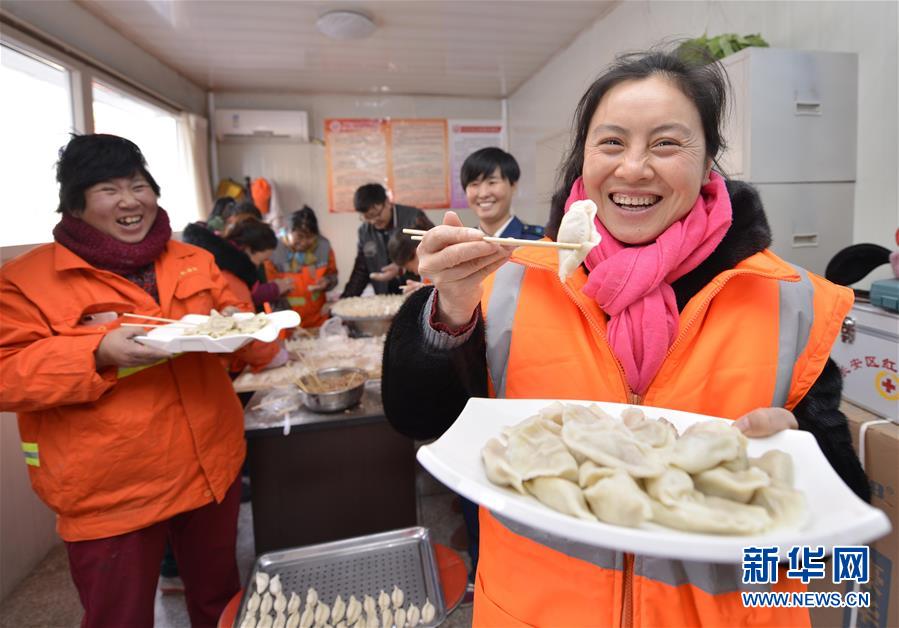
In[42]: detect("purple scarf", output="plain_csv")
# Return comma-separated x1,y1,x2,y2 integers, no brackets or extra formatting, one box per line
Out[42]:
53,208,172,274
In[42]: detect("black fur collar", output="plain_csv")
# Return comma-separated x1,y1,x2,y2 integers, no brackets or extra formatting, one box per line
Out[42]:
671,179,772,309
182,223,258,289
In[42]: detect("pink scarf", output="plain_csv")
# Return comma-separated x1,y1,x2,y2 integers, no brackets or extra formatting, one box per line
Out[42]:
563,172,732,394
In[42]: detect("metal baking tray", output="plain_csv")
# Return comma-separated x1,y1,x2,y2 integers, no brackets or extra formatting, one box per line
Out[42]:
235,527,446,627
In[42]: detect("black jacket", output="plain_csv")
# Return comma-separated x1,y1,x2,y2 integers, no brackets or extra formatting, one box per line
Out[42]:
182,222,257,289
382,180,870,501
341,204,428,298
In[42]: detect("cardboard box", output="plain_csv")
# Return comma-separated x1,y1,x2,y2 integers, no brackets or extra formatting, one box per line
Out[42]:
811,404,899,628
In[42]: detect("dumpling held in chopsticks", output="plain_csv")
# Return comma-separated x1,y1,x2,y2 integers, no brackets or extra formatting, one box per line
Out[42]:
557,199,601,282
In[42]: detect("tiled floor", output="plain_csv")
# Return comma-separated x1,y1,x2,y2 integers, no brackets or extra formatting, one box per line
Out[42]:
0,465,473,628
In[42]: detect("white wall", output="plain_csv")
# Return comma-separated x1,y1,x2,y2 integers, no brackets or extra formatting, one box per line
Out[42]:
508,0,899,259
1,0,206,114
0,413,59,601
214,93,502,289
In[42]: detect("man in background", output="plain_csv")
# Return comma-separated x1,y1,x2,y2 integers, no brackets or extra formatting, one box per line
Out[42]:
340,183,428,297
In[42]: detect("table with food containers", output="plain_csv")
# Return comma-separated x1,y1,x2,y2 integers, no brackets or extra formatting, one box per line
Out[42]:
241,296,417,556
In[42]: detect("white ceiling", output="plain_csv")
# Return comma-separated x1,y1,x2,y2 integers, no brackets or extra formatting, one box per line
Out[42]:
75,1,617,98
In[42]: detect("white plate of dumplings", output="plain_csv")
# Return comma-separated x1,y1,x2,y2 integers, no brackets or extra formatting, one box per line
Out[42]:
134,310,300,353
416,397,892,562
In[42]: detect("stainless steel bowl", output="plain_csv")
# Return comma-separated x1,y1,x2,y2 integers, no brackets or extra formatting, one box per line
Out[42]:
298,367,367,413
338,315,394,337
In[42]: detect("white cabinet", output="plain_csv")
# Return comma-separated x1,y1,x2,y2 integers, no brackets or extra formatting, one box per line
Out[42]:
719,48,858,275
720,48,858,182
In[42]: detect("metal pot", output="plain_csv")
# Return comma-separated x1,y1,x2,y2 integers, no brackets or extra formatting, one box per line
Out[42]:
298,367,367,413
338,314,394,337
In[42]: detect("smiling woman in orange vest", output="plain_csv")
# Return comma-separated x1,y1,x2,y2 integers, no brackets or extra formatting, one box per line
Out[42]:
0,134,279,628
265,206,338,328
381,49,869,627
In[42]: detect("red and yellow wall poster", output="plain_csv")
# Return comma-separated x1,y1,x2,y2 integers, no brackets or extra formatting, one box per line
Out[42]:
388,119,450,209
324,118,389,213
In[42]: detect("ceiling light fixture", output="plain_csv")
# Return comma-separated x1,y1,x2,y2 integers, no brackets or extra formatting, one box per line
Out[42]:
316,10,377,40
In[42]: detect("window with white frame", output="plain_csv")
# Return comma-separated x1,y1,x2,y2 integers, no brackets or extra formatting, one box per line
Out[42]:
0,43,74,247
92,80,202,231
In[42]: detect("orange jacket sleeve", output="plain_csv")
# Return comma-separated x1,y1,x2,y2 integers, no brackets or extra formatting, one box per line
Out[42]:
0,279,116,413
204,258,280,369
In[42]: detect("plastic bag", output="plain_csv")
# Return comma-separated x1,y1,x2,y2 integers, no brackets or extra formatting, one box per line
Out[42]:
319,316,348,339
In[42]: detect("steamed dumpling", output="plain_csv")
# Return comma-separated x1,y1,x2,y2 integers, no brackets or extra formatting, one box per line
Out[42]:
622,408,678,451
557,199,601,282
394,607,406,628
269,574,282,595
693,465,771,503
577,460,616,488
506,418,579,481
481,437,526,494
669,421,746,473
650,493,772,535
258,615,274,628
524,476,596,521
752,484,807,530
583,468,653,526
562,414,666,478
644,467,694,506
273,614,287,628
751,449,795,487
256,572,270,595
261,592,273,615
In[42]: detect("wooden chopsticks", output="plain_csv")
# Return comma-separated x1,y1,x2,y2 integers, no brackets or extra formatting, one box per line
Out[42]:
402,228,583,251
122,313,197,325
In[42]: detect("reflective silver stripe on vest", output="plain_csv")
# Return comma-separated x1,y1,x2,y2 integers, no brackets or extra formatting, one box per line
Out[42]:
634,556,772,595
485,262,526,398
493,513,622,571
772,266,815,408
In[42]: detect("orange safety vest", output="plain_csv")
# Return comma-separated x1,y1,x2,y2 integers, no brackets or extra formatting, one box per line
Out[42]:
265,237,337,329
474,244,853,627
0,241,274,541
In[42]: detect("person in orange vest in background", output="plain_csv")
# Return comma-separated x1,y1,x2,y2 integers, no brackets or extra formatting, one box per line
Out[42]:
387,214,435,294
381,49,870,626
265,206,338,328
0,134,280,627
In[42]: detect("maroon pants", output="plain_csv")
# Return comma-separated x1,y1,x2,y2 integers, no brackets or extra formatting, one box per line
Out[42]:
65,477,241,628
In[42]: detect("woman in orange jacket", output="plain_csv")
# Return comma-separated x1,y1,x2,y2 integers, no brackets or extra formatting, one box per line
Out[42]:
265,206,338,328
0,134,279,628
382,49,868,627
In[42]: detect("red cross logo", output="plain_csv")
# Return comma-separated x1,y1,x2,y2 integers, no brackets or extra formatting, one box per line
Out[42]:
876,370,899,401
